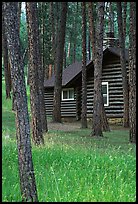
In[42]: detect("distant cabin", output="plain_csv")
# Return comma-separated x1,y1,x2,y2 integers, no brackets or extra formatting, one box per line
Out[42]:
44,46,129,121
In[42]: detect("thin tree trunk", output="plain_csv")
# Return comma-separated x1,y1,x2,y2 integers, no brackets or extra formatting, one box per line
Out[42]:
2,18,11,99
67,39,71,59
3,2,38,201
117,2,129,128
63,46,66,69
81,2,87,128
88,33,91,60
34,2,48,133
73,2,78,63
123,2,127,44
50,2,55,71
53,2,68,122
54,2,60,74
18,2,22,33
129,2,136,143
88,2,96,59
26,2,44,145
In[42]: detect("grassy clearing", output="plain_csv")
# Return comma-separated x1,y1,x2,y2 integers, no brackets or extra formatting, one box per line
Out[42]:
2,81,136,202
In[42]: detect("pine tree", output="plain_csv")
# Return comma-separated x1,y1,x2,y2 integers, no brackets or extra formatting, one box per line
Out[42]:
52,2,68,122
3,2,38,201
26,2,45,145
129,2,136,143
117,2,129,127
81,2,87,128
88,2,110,135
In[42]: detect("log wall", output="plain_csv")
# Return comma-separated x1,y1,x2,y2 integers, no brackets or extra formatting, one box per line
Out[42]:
44,55,129,119
86,57,129,118
44,89,77,118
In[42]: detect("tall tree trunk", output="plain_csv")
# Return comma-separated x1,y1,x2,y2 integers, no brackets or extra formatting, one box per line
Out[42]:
88,2,110,135
26,2,45,145
88,2,96,60
73,2,78,63
129,2,136,143
81,2,87,128
117,2,129,127
123,2,127,44
92,2,105,137
35,3,48,133
88,33,91,60
50,2,55,72
2,15,11,99
18,2,22,32
54,2,60,74
67,37,71,59
12,2,22,111
63,46,66,69
3,2,38,201
53,2,68,122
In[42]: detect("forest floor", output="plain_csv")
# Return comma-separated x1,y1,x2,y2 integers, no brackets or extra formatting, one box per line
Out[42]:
47,120,129,132
47,120,82,131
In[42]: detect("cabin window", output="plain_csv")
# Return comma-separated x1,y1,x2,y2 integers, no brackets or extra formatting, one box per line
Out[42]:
102,82,109,106
62,88,74,100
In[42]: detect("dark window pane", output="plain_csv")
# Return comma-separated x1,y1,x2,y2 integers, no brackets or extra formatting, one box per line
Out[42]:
69,90,74,99
63,91,68,99
102,85,107,94
103,95,107,104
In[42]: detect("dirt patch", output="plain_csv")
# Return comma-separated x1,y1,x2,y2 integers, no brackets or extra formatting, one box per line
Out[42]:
47,120,129,132
47,121,82,131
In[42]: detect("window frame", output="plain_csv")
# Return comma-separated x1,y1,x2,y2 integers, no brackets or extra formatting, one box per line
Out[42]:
62,88,74,101
102,81,109,106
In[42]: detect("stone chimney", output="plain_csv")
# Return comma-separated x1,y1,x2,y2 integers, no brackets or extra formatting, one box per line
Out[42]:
103,32,119,48
103,2,119,49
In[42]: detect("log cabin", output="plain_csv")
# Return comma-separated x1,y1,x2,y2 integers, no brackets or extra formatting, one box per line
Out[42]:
44,38,129,121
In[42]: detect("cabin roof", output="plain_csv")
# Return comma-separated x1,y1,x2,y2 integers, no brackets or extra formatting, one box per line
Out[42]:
44,47,128,88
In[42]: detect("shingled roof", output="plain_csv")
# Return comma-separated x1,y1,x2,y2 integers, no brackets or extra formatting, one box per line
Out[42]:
44,47,128,88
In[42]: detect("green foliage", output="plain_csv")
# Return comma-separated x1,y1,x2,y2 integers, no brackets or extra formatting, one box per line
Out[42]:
19,2,130,72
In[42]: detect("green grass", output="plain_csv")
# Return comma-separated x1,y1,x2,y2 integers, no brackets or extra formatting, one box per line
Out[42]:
2,81,136,202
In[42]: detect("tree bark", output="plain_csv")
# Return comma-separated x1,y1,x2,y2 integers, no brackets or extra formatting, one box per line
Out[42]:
2,17,11,99
88,2,110,136
88,2,96,60
117,2,129,128
81,2,87,128
88,33,91,60
92,2,105,136
123,2,127,43
73,2,78,63
53,2,68,122
26,2,45,145
54,2,61,74
34,3,48,133
129,2,136,143
50,2,55,71
3,2,38,201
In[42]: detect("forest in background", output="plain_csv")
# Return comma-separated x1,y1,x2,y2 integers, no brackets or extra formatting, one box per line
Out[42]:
2,2,130,79
2,2,136,202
